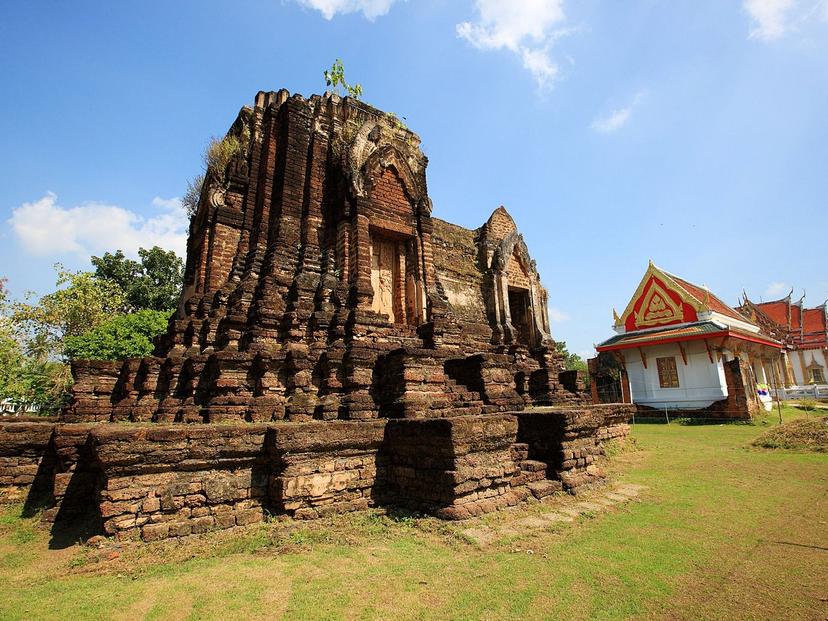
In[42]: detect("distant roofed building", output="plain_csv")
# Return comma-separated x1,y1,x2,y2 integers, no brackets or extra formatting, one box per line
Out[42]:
739,292,828,386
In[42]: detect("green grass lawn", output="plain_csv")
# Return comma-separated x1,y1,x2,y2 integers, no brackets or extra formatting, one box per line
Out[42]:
1,408,825,620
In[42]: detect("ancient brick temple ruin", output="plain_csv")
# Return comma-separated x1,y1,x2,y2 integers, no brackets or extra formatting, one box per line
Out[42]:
0,90,633,542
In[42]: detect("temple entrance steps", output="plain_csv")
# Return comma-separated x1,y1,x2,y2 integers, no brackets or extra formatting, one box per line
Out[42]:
510,442,560,493
443,377,485,413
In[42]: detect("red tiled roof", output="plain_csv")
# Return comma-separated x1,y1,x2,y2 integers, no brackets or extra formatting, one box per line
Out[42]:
801,308,828,348
755,300,789,327
791,304,802,330
670,276,747,322
750,296,827,349
803,308,826,333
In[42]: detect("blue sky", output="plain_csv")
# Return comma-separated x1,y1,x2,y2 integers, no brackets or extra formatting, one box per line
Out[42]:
2,0,827,358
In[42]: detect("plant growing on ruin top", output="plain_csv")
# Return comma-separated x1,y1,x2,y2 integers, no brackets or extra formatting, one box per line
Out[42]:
182,126,250,219
324,59,363,99
205,134,244,176
385,112,408,131
182,174,205,218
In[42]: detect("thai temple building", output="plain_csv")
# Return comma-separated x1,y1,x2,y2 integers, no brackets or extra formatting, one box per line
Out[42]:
596,262,783,419
739,292,828,388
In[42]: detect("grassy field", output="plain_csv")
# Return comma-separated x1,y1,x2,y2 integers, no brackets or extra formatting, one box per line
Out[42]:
1,408,826,620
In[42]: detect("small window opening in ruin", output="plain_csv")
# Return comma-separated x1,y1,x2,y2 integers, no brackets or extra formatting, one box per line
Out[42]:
370,231,408,324
508,286,532,346
656,356,680,388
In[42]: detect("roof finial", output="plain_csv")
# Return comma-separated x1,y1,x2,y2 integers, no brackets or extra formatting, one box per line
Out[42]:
613,307,621,324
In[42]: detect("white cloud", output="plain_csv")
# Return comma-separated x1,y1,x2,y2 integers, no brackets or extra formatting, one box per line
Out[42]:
8,193,188,259
744,0,794,40
743,0,828,40
293,0,403,20
520,47,559,86
591,108,632,134
765,281,791,298
151,196,182,210
590,91,645,134
456,0,570,89
548,307,569,323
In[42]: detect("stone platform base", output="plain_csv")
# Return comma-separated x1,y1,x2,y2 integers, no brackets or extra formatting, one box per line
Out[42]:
0,404,633,542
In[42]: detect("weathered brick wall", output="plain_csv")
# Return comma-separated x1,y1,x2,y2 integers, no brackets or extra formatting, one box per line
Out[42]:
594,404,634,442
269,420,386,519
364,167,415,230
0,88,612,542
0,421,55,492
516,405,634,494
382,415,521,519
63,360,122,422
91,425,270,541
1,404,632,541
431,218,489,327
44,424,106,525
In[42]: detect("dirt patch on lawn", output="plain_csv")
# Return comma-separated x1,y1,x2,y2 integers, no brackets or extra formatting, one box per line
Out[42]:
752,416,828,453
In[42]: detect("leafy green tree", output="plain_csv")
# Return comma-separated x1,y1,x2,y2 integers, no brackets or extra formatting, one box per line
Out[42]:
555,340,590,388
64,310,170,360
0,277,71,414
92,246,183,312
0,279,24,400
0,328,24,401
11,266,126,358
17,360,72,414
554,340,586,371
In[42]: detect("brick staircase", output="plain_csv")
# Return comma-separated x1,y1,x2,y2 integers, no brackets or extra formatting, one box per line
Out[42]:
510,442,563,499
443,377,484,415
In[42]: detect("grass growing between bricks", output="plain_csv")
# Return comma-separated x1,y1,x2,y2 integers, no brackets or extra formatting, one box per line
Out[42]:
0,407,825,620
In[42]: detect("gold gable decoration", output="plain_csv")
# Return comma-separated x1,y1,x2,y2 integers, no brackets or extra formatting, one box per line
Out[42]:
634,280,684,328
617,262,706,329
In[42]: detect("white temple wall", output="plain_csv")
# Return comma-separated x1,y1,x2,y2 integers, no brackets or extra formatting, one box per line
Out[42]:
622,340,728,409
792,349,828,385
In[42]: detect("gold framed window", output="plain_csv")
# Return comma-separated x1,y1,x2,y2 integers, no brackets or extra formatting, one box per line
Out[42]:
656,356,680,388
810,367,825,384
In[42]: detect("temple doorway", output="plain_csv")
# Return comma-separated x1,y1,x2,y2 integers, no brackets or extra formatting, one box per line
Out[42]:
508,286,532,346
370,233,402,323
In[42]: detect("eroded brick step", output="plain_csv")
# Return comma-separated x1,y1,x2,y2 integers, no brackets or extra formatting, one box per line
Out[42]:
462,483,648,546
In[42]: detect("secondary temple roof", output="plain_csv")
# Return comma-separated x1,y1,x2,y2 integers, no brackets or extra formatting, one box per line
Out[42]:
599,262,781,353
739,292,828,351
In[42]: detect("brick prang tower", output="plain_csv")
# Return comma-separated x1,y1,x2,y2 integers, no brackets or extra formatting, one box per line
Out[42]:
67,89,586,424
0,90,634,542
